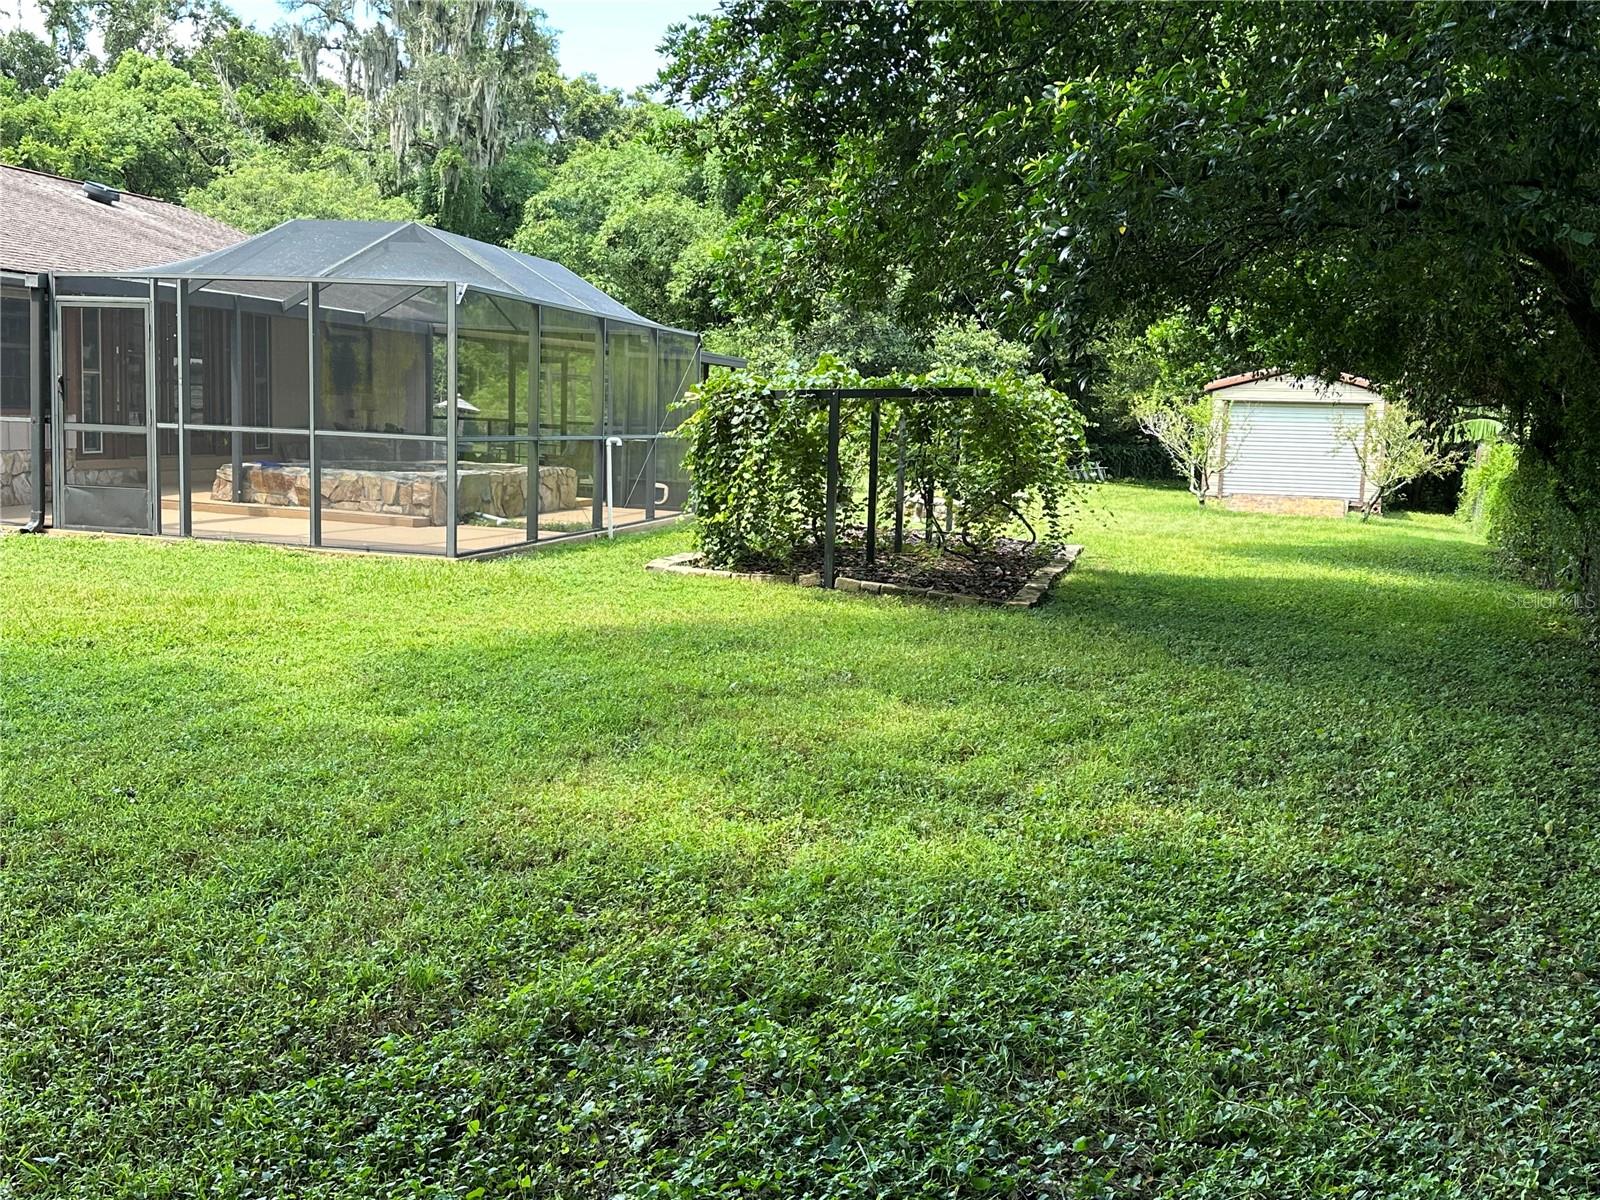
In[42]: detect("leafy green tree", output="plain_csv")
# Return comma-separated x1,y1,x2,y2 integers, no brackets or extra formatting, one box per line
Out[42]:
184,148,418,232
539,73,651,157
100,0,235,64
512,134,730,328
1098,314,1238,443
790,299,929,377
197,24,327,148
0,30,61,95
0,51,233,199
929,318,1031,378
662,2,1127,327
666,1,1600,601
36,0,93,66
287,0,562,239
515,137,693,270
25,0,235,69
595,191,726,329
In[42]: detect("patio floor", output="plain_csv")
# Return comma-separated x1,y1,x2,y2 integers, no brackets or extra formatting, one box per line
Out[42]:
160,490,674,554
5,494,678,553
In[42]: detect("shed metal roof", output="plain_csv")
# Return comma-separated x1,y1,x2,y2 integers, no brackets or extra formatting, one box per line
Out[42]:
1205,369,1376,394
125,219,670,330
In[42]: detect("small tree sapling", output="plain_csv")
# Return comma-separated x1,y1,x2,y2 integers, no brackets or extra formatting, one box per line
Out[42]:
1133,394,1243,505
1336,398,1460,519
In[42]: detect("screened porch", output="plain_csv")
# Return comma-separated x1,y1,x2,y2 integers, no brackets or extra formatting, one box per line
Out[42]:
46,220,715,556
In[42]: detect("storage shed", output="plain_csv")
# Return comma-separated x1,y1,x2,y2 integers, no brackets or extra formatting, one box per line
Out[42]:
1205,371,1383,516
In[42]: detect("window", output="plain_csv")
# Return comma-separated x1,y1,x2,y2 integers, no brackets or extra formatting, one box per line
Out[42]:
187,356,205,420
1,286,31,418
250,317,271,450
80,310,102,455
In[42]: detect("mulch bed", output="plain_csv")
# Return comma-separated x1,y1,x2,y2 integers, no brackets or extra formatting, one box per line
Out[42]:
646,536,1082,606
776,531,1054,602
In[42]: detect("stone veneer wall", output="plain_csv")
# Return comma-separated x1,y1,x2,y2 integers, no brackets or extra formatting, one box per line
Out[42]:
1,449,34,509
6,453,142,507
212,462,579,525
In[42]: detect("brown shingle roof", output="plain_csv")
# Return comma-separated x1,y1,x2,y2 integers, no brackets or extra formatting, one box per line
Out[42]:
0,164,245,277
1204,369,1375,393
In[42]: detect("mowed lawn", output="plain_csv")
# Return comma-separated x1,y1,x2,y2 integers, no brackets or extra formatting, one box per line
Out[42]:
2,484,1597,1199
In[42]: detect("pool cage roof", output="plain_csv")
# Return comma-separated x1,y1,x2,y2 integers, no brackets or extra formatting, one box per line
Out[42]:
115,219,688,334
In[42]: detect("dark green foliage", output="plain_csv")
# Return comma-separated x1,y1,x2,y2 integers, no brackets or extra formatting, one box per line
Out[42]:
0,30,61,95
679,359,842,567
666,1,1600,620
1464,443,1599,606
512,132,731,327
0,51,232,199
681,357,1087,569
199,25,327,148
184,148,418,232
3,487,1599,1196
661,1,1115,327
791,300,931,377
1,0,732,261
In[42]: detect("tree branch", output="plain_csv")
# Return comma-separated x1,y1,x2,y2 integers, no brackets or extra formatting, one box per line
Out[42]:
1527,242,1600,359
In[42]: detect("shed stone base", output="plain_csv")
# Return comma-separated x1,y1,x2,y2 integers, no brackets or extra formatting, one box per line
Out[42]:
1220,493,1351,518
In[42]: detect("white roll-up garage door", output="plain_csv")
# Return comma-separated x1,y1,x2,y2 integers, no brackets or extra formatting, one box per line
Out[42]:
1224,401,1366,500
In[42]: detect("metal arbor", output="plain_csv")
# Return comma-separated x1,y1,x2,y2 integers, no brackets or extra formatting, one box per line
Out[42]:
769,385,986,588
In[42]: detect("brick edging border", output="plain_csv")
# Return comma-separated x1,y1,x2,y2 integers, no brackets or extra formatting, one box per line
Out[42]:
646,545,1083,608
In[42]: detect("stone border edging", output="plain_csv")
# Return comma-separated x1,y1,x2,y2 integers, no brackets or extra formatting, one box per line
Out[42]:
646,544,1083,608
1002,544,1083,608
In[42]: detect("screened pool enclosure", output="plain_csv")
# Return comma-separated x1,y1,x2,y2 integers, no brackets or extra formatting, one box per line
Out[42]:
36,220,725,556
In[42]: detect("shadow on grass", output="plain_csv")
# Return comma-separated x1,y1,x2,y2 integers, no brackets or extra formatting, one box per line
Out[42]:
7,512,1600,1196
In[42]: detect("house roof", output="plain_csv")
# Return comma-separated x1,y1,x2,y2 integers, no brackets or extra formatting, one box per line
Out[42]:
0,164,245,277
121,219,675,331
1204,369,1376,394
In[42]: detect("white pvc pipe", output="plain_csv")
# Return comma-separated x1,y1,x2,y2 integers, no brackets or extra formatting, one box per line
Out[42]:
605,435,622,538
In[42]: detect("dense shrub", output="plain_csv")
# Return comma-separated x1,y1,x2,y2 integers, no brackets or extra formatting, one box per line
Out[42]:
679,358,852,567
1457,442,1516,527
1461,443,1598,611
680,357,1087,569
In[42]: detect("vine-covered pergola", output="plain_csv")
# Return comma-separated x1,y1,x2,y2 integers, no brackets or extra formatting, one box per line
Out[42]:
683,364,1085,580
773,385,988,588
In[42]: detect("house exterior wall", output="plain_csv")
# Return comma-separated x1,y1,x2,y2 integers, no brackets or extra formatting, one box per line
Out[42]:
268,314,310,428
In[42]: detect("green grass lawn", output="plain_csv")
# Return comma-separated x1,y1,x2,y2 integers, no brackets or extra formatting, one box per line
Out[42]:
2,484,1597,1198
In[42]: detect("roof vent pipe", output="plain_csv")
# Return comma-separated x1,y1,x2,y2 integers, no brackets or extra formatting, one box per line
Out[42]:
83,180,120,205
